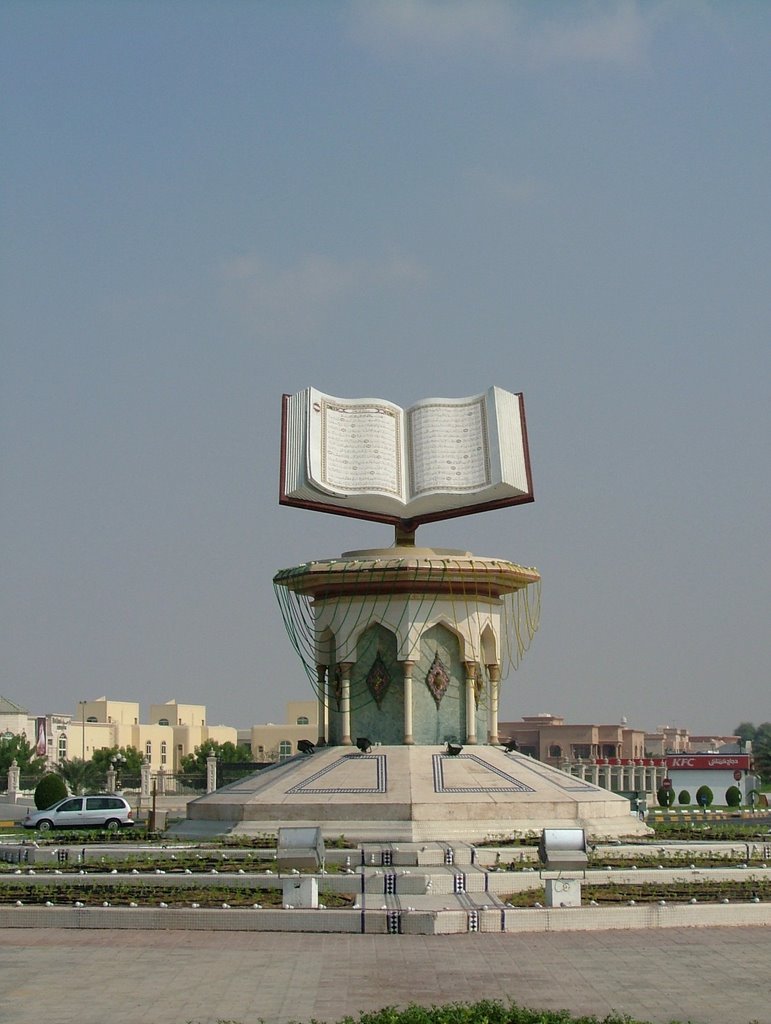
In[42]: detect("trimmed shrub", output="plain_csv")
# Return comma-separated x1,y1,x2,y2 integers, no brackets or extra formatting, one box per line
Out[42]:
657,785,675,807
677,789,691,805
695,784,714,808
725,785,742,807
34,773,67,809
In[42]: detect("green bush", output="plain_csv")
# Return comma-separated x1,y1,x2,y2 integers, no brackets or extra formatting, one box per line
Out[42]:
677,789,691,805
657,785,675,807
725,785,742,807
695,784,714,808
334,1000,664,1023
34,773,68,809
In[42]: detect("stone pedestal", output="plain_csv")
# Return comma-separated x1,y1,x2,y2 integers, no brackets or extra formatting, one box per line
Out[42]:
545,877,582,907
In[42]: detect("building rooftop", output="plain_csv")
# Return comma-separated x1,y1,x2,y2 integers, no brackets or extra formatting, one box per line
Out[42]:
0,695,29,715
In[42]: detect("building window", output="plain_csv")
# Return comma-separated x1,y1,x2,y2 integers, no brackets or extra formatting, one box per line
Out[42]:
549,744,562,758
58,734,67,759
145,741,152,758
160,740,167,765
296,716,309,725
278,740,292,761
572,744,591,759
86,716,97,723
158,718,169,726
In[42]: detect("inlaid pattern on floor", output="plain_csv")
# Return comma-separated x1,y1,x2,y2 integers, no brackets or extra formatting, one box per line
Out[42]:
432,753,536,794
506,754,603,792
286,753,387,794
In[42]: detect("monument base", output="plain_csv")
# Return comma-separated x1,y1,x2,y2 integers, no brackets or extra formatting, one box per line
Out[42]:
174,746,649,842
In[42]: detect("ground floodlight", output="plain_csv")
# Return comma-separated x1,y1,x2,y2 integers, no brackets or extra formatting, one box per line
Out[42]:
356,737,372,753
298,739,315,754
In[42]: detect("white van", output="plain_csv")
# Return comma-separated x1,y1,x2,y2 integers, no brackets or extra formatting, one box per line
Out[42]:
23,795,135,831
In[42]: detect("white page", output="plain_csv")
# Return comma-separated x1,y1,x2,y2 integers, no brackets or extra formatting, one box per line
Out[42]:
307,388,405,499
406,392,492,498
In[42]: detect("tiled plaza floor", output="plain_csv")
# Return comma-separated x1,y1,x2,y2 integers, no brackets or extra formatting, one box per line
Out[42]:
1,926,769,1024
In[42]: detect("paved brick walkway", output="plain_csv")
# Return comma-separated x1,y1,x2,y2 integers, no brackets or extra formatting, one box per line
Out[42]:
1,927,768,1024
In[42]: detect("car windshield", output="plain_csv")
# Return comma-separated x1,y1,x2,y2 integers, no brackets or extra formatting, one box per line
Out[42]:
56,799,83,812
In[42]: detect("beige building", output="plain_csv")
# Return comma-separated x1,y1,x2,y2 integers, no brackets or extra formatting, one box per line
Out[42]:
26,698,238,772
2,694,318,771
239,700,318,762
498,713,647,764
644,725,690,756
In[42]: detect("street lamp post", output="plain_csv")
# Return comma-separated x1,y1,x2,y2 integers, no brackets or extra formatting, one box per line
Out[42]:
79,701,86,760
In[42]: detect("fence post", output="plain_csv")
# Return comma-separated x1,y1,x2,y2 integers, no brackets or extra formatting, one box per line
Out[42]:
157,765,166,795
7,759,20,800
106,767,117,792
206,754,217,794
140,758,151,799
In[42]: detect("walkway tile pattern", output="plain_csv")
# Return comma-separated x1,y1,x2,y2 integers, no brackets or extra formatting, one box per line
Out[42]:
1,926,769,1024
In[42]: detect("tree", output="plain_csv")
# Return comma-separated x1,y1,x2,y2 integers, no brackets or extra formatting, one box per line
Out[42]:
695,784,714,808
735,722,757,745
733,721,771,783
179,739,252,774
725,785,742,807
657,786,675,807
90,745,143,775
0,733,47,782
34,773,67,809
55,757,103,795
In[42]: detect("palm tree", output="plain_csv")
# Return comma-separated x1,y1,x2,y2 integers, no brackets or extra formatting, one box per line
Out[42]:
55,757,103,795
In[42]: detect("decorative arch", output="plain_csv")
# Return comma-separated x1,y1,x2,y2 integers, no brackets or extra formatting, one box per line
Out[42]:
480,622,498,666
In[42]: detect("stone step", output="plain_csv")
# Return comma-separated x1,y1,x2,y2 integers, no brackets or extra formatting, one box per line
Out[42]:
359,841,475,867
362,864,489,895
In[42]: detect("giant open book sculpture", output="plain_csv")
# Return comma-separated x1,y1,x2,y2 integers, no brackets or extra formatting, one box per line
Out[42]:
280,386,533,529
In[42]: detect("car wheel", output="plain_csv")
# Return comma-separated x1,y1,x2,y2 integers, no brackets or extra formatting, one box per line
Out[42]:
38,819,54,832
105,818,121,831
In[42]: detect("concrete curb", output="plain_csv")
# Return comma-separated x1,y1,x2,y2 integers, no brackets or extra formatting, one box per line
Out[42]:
1,901,769,935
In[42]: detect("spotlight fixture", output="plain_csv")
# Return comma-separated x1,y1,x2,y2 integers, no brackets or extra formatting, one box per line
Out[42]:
445,742,463,757
503,739,519,753
356,737,372,753
298,739,315,755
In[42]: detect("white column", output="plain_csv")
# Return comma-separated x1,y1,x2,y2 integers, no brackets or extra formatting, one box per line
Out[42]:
206,755,217,794
464,663,477,744
402,661,414,745
340,662,353,746
7,759,20,799
487,664,501,745
316,664,328,746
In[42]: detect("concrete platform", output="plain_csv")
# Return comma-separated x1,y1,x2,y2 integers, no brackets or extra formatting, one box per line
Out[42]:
176,746,648,842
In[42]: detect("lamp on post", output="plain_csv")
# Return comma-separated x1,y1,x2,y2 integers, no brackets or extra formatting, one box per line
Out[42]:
110,751,127,790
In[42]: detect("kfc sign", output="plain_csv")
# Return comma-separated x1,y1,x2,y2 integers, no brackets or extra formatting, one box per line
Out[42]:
665,755,751,771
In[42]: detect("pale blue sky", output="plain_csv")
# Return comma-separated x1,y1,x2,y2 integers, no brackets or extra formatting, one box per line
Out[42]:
2,1,769,735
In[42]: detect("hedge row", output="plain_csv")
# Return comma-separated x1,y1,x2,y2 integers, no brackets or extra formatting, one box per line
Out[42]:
288,999,681,1024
